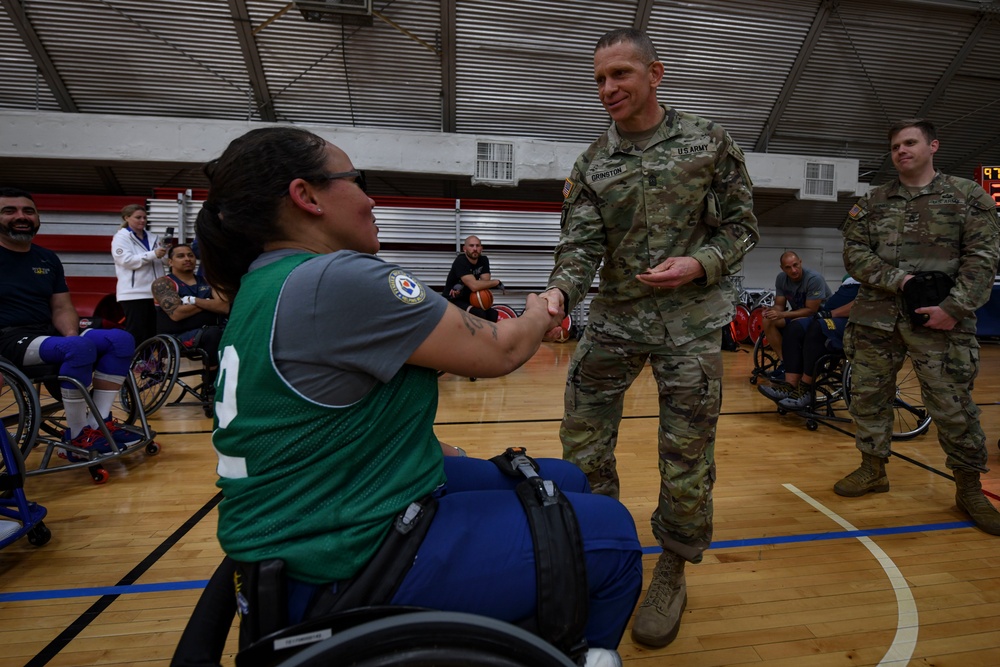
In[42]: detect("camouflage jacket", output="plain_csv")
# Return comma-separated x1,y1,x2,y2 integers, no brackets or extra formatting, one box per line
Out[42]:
842,171,1000,334
547,104,758,345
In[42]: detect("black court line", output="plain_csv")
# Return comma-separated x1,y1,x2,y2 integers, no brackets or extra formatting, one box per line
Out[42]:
25,491,223,667
35,399,984,662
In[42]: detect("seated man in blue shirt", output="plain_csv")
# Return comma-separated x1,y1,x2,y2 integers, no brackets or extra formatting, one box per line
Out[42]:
761,251,833,369
759,277,860,409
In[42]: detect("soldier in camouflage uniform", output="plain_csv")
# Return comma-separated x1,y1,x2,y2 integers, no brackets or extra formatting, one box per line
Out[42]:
838,118,1000,536
540,28,759,648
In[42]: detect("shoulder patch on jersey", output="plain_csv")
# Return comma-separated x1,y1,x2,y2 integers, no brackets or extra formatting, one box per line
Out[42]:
389,269,426,304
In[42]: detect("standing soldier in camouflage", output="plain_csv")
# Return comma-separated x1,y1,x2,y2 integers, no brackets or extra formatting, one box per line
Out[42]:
837,118,1000,535
540,28,759,648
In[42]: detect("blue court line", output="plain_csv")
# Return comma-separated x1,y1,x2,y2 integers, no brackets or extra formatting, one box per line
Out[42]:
2,521,973,603
639,520,973,554
0,579,211,602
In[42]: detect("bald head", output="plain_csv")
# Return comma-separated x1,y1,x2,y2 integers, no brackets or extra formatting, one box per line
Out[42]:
463,235,483,262
779,251,803,282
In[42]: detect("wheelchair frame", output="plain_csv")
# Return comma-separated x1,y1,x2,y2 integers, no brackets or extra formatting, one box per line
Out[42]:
0,357,159,485
128,334,215,418
172,556,580,667
751,337,932,439
0,420,51,549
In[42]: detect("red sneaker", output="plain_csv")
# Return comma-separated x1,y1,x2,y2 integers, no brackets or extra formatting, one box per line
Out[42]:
104,415,143,448
60,427,113,462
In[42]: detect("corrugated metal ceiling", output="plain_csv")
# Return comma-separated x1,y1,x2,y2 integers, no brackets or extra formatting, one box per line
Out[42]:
1,0,999,229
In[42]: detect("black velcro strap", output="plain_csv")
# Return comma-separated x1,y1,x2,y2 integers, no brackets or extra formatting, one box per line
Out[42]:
514,477,589,662
307,495,438,619
903,270,955,327
234,559,287,650
490,446,540,478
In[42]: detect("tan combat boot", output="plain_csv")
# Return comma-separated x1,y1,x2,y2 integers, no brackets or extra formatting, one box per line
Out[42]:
954,469,1000,536
834,452,889,497
630,550,687,648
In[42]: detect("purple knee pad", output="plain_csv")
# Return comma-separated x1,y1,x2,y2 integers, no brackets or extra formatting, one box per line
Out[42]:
38,335,97,389
83,328,135,378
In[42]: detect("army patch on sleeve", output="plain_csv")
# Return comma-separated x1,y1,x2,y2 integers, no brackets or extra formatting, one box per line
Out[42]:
848,204,863,219
388,269,426,304
562,178,577,199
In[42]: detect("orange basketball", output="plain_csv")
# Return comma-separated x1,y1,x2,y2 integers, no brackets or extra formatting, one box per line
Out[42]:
470,289,493,309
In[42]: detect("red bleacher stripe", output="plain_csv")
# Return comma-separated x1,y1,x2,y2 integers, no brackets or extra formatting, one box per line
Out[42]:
33,194,142,212
34,234,111,253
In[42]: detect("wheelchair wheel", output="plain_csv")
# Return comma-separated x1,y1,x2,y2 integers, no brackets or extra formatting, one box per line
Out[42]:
494,305,518,320
732,303,751,343
275,611,575,667
750,334,779,385
842,356,931,440
748,305,765,342
124,335,179,417
0,360,40,456
809,354,845,409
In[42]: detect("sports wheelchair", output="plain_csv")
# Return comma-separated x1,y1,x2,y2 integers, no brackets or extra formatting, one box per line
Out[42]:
173,562,582,667
128,329,220,418
0,357,158,485
1,413,51,549
171,449,606,667
751,336,932,439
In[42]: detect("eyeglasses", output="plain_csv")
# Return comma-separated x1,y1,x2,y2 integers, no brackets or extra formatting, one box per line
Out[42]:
318,170,367,193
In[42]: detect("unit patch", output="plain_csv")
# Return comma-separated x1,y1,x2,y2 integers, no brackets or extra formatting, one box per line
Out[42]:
389,269,426,304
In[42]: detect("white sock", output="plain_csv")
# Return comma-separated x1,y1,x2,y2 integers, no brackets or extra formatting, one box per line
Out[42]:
92,389,118,425
62,392,89,438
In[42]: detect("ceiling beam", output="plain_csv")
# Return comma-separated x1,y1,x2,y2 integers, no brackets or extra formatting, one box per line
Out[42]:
632,0,654,30
942,130,1000,175
0,110,859,191
755,0,834,152
227,0,277,122
0,0,76,112
440,0,457,134
891,0,1000,12
869,10,994,182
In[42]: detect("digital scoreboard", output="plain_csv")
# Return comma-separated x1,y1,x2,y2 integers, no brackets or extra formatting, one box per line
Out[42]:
975,166,1000,208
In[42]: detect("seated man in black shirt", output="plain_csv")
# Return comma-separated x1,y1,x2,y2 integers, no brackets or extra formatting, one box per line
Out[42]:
445,235,503,322
151,244,229,396
0,187,140,459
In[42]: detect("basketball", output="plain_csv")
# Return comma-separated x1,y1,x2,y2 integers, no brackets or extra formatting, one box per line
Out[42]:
553,315,573,343
470,289,493,310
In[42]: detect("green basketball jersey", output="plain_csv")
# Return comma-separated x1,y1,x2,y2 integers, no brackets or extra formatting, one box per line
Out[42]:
213,253,445,583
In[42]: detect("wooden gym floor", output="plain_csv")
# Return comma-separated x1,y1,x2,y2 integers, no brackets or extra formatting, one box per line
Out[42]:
2,340,999,667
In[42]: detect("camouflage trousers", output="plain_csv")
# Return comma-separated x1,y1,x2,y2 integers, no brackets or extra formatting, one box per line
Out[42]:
560,328,722,563
844,320,988,472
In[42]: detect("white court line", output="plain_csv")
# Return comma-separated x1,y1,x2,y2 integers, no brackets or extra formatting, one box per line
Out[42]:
783,484,917,666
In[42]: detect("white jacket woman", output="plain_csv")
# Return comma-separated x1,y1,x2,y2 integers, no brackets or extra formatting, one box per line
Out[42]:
112,204,167,344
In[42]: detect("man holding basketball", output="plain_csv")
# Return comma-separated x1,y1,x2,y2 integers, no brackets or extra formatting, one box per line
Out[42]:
445,235,503,322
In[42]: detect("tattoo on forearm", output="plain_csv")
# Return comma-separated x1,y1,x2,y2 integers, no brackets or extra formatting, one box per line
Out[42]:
151,277,181,316
460,310,499,339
